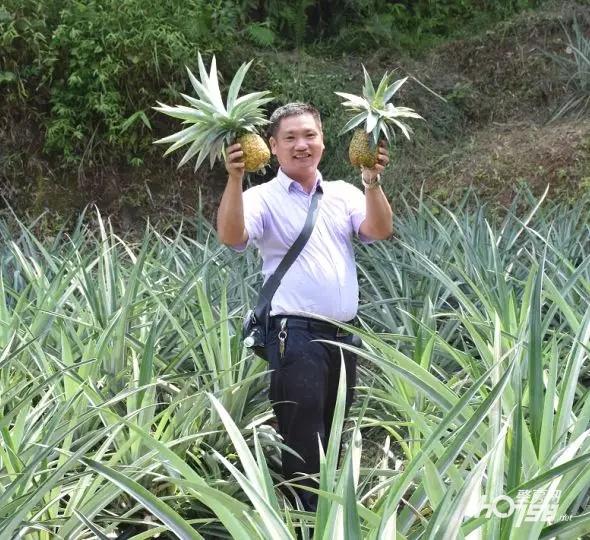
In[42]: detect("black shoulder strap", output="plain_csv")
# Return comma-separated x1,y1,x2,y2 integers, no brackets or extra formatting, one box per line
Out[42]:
254,186,323,320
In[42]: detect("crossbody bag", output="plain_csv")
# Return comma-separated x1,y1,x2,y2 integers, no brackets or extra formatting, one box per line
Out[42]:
242,187,323,360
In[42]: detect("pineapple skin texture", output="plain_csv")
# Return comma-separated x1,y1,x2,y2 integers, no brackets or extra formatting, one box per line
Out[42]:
237,133,271,172
349,129,379,168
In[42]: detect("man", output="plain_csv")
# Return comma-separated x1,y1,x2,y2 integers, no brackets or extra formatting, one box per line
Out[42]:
216,102,392,511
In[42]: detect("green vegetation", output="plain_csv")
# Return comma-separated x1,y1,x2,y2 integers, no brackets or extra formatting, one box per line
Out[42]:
0,190,589,538
1,0,567,224
1,0,239,162
547,15,590,121
1,2,589,537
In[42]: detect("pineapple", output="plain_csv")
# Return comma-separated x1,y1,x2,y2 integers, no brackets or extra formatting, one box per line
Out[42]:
237,132,270,172
335,67,423,169
154,53,273,173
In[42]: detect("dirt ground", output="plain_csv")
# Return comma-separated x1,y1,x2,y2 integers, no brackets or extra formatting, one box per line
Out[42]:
422,119,590,207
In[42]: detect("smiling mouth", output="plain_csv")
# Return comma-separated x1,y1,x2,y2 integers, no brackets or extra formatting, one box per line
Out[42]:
294,154,311,159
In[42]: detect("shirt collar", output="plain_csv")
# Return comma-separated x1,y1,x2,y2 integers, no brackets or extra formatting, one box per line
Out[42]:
277,168,323,194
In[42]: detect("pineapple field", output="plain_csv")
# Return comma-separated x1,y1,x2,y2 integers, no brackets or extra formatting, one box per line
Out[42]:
1,0,590,538
1,191,589,538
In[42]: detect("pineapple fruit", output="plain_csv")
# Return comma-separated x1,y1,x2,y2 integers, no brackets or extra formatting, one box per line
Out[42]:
154,53,273,173
336,67,422,169
349,129,379,168
237,132,270,172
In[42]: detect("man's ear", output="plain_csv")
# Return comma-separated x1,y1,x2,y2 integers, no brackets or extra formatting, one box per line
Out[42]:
269,136,277,155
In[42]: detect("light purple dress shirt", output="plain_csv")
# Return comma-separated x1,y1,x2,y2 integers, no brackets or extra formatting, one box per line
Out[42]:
234,168,371,321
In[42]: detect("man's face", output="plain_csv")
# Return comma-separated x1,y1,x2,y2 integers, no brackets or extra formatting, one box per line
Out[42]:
269,113,324,180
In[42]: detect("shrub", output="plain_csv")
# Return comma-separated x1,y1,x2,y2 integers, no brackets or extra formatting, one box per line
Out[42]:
1,0,242,165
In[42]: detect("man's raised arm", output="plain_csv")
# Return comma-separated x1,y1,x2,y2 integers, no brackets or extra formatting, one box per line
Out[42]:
216,143,249,247
358,143,394,241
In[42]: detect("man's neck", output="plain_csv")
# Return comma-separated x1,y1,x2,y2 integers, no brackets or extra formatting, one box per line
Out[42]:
296,177,317,194
282,169,318,193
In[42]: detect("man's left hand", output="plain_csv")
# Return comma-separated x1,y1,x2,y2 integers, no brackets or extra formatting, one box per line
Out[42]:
361,142,390,183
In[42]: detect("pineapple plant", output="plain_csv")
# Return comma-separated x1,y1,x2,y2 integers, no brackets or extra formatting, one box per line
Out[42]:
335,67,423,168
154,53,273,173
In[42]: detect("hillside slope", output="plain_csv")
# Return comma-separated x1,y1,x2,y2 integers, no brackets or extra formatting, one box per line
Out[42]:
0,0,588,230
394,1,590,208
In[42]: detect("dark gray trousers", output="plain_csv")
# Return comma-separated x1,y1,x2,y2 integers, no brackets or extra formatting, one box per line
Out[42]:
265,316,358,512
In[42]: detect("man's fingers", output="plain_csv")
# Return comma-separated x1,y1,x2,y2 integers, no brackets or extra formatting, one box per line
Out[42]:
228,161,245,170
228,152,244,164
227,156,245,170
225,144,244,163
224,143,246,179
225,143,245,171
227,149,243,161
377,146,390,166
226,143,242,154
376,156,389,167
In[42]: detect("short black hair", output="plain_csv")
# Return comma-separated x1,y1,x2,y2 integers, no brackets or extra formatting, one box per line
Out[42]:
268,102,322,138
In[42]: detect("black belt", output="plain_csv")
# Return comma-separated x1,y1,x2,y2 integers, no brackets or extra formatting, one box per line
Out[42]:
268,315,356,336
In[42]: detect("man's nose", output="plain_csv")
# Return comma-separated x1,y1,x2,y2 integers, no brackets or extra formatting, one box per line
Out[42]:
294,138,308,149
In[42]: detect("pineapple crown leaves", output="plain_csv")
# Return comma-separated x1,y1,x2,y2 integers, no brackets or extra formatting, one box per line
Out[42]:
335,66,423,146
153,52,273,171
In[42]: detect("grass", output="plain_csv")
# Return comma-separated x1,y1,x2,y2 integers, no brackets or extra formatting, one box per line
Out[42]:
0,190,589,538
547,14,590,122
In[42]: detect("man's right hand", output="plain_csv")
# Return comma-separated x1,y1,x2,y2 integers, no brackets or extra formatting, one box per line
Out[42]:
218,142,248,245
225,143,245,182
